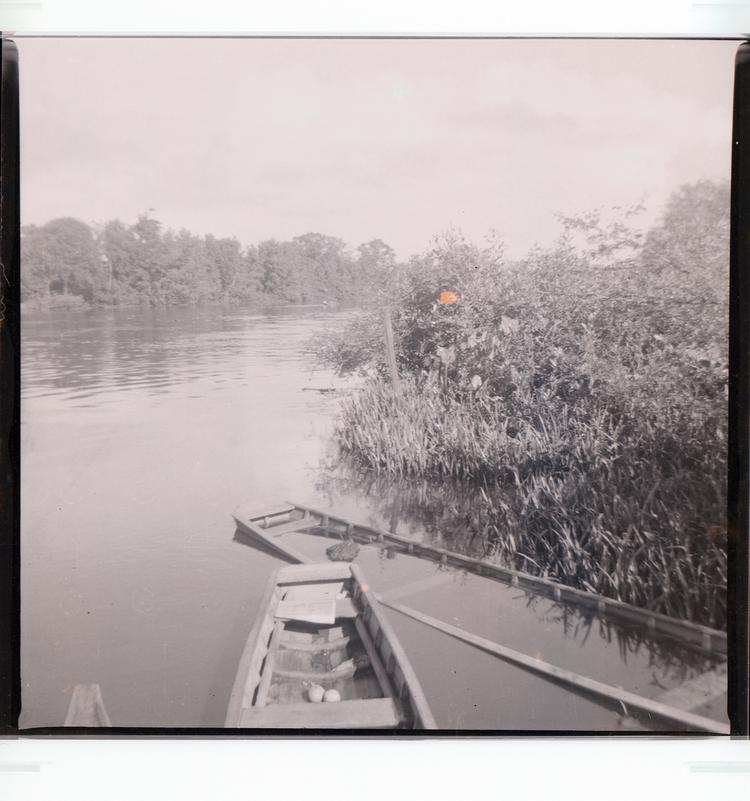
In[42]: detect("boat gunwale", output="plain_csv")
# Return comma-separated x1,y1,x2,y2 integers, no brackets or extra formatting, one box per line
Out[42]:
351,562,439,730
225,569,282,727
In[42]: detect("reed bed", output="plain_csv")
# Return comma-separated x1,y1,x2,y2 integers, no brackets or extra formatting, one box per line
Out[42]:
338,377,726,627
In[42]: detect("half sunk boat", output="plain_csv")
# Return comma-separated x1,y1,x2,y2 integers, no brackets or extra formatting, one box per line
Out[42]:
225,561,437,730
232,501,727,655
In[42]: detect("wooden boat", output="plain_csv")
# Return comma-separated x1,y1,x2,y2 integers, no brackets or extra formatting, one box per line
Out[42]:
233,503,316,564
231,505,729,734
232,501,727,655
225,561,437,729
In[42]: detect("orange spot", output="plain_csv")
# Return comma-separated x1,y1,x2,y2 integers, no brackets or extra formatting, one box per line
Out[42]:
439,290,458,305
707,525,724,540
361,583,369,592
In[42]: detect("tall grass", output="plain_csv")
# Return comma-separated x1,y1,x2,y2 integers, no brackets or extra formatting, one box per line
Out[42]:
338,377,726,627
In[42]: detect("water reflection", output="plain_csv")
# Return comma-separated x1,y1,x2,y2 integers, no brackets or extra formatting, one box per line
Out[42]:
21,305,351,729
315,457,724,681
22,305,350,407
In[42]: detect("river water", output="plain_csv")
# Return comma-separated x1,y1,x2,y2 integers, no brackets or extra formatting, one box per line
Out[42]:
20,306,727,730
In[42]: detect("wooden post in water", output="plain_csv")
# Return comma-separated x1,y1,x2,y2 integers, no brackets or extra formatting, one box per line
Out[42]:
383,308,400,391
64,683,112,727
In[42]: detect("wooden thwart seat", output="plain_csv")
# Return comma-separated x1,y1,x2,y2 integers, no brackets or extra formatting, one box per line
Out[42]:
239,697,401,729
276,599,337,625
279,633,352,652
267,518,317,537
274,598,357,625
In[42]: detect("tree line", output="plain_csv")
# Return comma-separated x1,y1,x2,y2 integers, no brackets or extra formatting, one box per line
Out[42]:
21,214,397,308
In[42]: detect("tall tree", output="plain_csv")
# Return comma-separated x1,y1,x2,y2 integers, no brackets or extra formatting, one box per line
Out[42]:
20,224,54,300
205,234,244,297
641,180,729,300
356,239,398,297
293,233,353,301
257,239,306,302
99,219,142,303
131,213,171,303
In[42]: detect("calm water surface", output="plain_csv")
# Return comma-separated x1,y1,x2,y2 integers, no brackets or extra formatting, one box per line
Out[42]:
20,306,726,730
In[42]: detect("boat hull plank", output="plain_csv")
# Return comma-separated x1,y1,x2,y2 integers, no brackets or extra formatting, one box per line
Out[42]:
235,504,296,523
353,616,397,700
255,621,285,707
225,573,284,726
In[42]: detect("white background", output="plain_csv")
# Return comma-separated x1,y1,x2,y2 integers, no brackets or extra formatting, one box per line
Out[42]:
2,1,749,799
0,0,750,35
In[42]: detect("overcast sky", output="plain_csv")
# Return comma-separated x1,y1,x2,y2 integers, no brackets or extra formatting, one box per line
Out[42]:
19,38,737,259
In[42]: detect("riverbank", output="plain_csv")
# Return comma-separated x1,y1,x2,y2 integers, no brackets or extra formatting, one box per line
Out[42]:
20,296,342,313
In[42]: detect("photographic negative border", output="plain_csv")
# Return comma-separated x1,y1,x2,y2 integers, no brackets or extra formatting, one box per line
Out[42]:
0,34,748,738
728,40,750,738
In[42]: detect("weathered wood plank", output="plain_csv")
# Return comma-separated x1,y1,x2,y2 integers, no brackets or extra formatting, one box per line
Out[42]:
225,572,282,726
353,616,397,701
378,631,394,676
276,599,336,625
352,564,437,729
255,621,285,707
379,596,729,734
239,697,400,729
267,518,318,537
64,684,111,727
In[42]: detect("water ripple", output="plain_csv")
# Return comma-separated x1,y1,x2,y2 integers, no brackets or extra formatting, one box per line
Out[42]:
22,306,348,406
